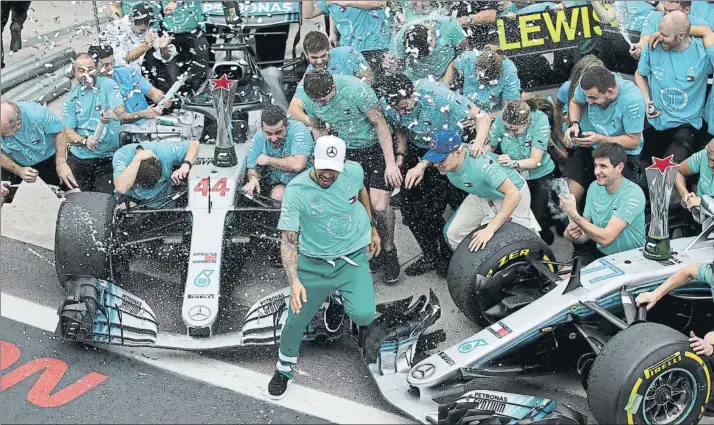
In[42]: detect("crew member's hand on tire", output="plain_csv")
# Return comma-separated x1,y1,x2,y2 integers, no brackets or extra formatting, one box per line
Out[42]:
689,331,714,356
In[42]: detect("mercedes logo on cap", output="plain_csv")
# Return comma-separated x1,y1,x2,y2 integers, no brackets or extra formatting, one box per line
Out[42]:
188,305,211,322
411,363,436,379
326,146,338,158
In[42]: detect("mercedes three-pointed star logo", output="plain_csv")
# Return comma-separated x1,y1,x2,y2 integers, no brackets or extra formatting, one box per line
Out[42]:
326,146,338,158
188,305,211,322
411,363,436,379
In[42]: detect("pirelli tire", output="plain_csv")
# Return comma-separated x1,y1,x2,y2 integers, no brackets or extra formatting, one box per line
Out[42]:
447,222,555,324
587,322,711,425
55,192,116,290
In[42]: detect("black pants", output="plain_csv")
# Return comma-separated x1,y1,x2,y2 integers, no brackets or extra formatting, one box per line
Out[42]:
67,153,114,194
144,29,210,95
1,1,30,66
2,153,65,203
573,240,604,267
401,143,466,264
642,124,700,165
526,173,559,239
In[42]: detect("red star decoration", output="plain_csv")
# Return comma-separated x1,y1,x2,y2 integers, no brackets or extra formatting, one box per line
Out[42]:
210,74,236,91
646,155,678,173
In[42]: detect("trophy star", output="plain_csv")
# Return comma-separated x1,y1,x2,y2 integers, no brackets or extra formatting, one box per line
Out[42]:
210,74,237,91
646,155,678,174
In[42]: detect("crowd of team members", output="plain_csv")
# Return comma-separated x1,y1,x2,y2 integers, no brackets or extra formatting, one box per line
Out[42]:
2,0,714,399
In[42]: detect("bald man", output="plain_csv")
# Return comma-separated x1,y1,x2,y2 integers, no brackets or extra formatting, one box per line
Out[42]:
1,100,76,202
635,11,714,164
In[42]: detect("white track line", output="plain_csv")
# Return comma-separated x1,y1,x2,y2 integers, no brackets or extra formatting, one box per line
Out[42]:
1,292,411,424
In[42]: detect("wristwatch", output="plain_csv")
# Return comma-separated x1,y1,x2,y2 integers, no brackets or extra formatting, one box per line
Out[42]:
181,160,193,170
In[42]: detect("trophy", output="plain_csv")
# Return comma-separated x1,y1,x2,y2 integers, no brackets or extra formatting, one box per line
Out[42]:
210,74,239,168
644,155,679,261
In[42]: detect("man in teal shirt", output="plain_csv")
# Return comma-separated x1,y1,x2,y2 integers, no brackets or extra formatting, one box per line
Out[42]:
564,66,646,203
631,0,711,58
268,135,380,400
303,70,402,282
301,1,390,76
635,11,714,165
421,131,539,252
113,139,198,206
62,53,126,193
386,15,467,81
676,139,714,212
380,74,490,275
560,143,646,265
0,100,76,202
244,105,314,202
288,31,372,125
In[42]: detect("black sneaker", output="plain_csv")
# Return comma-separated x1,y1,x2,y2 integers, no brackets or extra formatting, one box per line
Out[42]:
405,255,436,277
267,371,292,400
381,249,400,284
368,254,382,272
10,23,21,52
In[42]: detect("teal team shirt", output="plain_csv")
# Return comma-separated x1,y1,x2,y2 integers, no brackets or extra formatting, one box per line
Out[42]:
390,16,465,81
381,79,472,149
641,11,711,36
700,264,714,299
315,1,390,52
302,75,379,150
454,50,521,114
294,47,369,101
112,65,153,124
687,148,714,198
638,39,714,131
691,1,714,28
160,0,205,33
617,2,655,32
573,73,646,155
246,120,315,185
446,151,525,200
583,178,646,256
112,141,190,204
278,160,372,260
63,76,124,159
1,102,64,167
488,110,555,180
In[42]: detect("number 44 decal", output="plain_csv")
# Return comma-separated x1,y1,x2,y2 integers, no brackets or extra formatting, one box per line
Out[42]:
193,178,230,196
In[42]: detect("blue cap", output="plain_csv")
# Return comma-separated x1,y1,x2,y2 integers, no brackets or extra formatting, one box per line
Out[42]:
423,131,462,163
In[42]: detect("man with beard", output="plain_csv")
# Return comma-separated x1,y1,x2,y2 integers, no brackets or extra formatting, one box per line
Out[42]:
288,31,372,125
267,135,380,400
61,53,126,193
559,143,646,265
635,11,714,165
243,105,314,202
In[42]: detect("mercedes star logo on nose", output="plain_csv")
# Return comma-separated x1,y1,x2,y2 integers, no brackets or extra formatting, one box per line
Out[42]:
326,146,338,157
188,305,211,322
411,363,436,379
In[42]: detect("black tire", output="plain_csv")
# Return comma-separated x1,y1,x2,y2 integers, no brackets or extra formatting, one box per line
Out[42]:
447,222,556,324
55,192,116,290
588,322,711,425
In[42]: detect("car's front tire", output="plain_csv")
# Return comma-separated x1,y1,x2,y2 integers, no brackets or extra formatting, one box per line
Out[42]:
588,322,711,425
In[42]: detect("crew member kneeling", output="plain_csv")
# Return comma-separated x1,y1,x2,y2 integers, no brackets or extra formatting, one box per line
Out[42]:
112,140,199,206
424,132,540,252
560,143,646,265
268,135,380,400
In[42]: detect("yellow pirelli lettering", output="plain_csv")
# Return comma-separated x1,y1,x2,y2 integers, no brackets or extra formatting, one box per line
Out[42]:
643,352,682,379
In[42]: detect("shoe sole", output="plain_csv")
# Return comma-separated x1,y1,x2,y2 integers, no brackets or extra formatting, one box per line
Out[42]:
267,378,293,400
384,273,401,284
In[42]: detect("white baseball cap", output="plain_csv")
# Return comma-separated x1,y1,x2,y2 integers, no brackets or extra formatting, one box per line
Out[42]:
314,135,346,172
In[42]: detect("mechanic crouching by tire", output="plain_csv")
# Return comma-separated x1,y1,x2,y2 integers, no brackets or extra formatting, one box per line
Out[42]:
61,53,127,194
559,144,647,265
112,139,199,207
378,74,489,276
486,98,559,245
0,100,78,203
423,132,541,253
268,136,381,400
563,66,646,204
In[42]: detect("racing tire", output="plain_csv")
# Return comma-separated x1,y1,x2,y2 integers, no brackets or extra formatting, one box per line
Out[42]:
55,192,115,290
447,222,556,325
587,322,711,425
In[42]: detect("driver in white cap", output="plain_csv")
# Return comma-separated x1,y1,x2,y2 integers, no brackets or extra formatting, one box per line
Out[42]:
267,135,381,400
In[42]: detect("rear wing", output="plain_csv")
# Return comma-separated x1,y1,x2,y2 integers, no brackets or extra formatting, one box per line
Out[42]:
203,1,300,28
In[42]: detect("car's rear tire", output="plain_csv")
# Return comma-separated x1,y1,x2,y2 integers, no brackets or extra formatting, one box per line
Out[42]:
447,222,556,325
55,192,116,290
588,322,711,425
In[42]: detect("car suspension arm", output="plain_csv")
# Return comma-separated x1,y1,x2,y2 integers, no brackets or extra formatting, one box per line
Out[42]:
580,301,627,331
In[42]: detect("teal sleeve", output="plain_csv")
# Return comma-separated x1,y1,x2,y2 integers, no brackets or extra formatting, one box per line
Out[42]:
390,26,407,57
707,45,714,69
277,187,301,232
354,81,379,114
687,149,705,175
446,18,466,47
61,97,77,130
614,186,645,224
488,116,504,148
32,103,65,134
288,122,315,157
112,145,134,178
573,81,587,104
106,79,124,109
501,59,521,101
246,134,264,169
583,184,595,220
557,81,570,104
638,42,652,77
352,49,369,75
484,160,508,193
622,92,645,134
315,1,329,15
530,112,551,150
158,140,190,166
697,263,714,286
347,161,366,191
